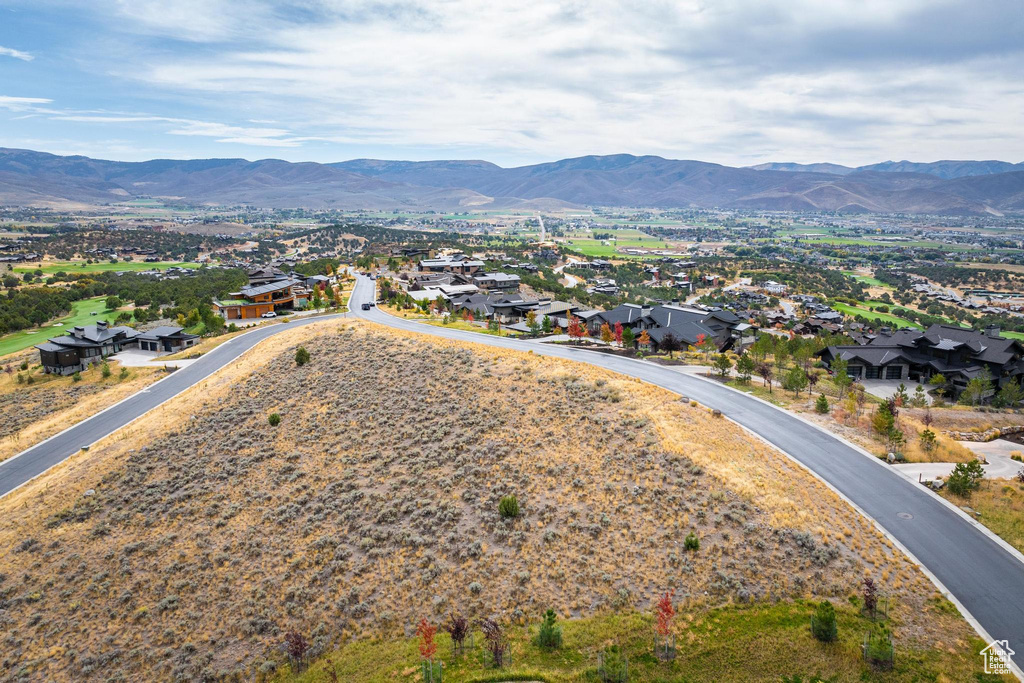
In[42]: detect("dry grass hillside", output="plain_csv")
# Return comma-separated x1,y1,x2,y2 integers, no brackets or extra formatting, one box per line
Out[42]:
0,350,160,463
0,322,976,680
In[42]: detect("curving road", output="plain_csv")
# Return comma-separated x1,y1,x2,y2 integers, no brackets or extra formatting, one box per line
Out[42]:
0,311,346,498
348,277,1024,673
2,275,1022,674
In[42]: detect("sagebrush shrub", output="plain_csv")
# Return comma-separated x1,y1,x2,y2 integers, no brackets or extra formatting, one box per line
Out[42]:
268,413,282,427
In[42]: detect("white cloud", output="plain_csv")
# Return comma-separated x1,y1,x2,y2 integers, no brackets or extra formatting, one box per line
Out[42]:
9,1,1024,164
0,96,52,111
0,46,33,61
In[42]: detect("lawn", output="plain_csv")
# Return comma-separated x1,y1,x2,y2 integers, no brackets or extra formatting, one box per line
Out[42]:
833,303,922,329
0,296,130,357
12,260,200,275
1001,330,1024,341
841,271,887,287
284,602,991,683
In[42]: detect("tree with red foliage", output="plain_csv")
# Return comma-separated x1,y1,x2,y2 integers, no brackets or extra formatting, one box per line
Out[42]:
613,321,624,347
284,630,310,672
655,590,676,659
656,590,675,636
696,333,716,361
417,618,438,661
567,313,587,344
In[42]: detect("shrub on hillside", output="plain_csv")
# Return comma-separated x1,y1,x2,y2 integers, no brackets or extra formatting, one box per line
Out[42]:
810,600,837,642
534,609,563,649
295,346,310,366
946,459,984,498
268,413,282,427
499,495,519,519
684,532,700,551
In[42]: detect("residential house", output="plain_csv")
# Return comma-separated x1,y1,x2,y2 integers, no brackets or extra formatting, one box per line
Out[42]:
760,280,788,295
473,272,521,293
818,324,1024,397
214,278,307,320
36,321,138,375
418,256,484,275
136,326,200,353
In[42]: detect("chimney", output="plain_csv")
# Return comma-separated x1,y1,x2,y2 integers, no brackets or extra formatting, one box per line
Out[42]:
879,326,892,336
72,326,85,339
986,324,1001,338
96,320,108,330
641,305,653,317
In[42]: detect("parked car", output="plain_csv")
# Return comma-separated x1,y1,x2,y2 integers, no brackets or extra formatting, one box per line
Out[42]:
261,311,278,318
361,303,371,310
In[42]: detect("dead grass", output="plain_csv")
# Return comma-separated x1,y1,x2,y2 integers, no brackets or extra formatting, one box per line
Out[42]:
161,325,262,360
0,322,975,680
0,355,160,463
943,477,1024,555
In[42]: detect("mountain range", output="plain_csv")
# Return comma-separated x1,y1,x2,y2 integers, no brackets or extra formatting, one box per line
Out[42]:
2,147,1023,216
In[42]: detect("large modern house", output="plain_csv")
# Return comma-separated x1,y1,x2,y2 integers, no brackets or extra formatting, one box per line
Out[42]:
818,324,1024,398
214,277,309,320
35,322,198,374
418,255,483,275
36,322,137,375
592,303,752,352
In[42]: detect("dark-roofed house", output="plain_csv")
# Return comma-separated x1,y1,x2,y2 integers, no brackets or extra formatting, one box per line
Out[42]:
592,303,749,352
818,324,1024,398
36,321,138,375
136,326,199,353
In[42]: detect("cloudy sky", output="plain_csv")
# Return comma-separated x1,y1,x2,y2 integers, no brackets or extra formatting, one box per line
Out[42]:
0,0,1021,167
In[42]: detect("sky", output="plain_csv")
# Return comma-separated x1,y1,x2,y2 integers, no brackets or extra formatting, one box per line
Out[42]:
0,0,1022,168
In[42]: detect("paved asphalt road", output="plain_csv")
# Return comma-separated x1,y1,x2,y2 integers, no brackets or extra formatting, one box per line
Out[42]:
349,277,1024,668
0,311,345,498
2,276,1021,670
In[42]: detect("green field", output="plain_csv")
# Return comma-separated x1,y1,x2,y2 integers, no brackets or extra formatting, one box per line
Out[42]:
841,270,887,287
833,302,923,329
560,227,673,259
13,260,200,275
1001,330,1024,341
0,297,130,357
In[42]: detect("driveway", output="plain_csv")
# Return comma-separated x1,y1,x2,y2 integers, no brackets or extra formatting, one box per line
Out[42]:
108,348,198,369
860,378,933,405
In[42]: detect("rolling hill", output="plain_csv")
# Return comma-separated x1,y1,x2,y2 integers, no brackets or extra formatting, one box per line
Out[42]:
749,159,1024,179
2,147,1024,215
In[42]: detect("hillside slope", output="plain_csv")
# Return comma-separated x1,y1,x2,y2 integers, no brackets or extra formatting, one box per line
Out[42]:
0,320,976,680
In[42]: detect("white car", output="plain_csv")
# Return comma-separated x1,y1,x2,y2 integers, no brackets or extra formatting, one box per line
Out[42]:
261,311,278,318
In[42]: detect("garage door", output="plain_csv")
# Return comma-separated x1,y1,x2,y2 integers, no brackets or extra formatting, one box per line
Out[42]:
885,366,902,379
